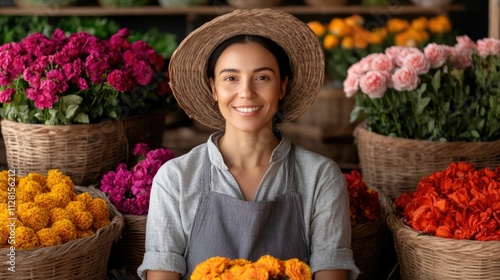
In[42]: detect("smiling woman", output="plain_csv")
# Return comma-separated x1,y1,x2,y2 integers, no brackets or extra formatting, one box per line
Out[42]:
138,9,359,280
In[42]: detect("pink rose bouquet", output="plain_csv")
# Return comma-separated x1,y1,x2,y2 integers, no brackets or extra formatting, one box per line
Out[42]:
0,28,173,125
99,143,175,215
345,35,500,141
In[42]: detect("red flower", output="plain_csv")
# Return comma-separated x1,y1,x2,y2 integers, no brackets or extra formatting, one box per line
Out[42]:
345,170,381,226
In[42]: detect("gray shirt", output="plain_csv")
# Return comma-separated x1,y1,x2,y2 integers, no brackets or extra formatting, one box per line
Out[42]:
138,132,360,280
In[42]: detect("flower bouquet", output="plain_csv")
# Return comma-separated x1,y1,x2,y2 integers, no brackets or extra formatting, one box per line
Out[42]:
191,255,311,280
0,27,173,184
347,36,500,198
388,162,500,279
100,142,175,276
0,169,124,279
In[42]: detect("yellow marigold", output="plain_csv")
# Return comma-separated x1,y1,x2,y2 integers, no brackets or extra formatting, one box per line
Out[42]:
19,206,49,232
92,218,110,231
387,18,410,33
428,15,452,33
76,229,95,239
323,34,339,50
36,228,62,247
0,170,8,182
255,255,281,278
0,180,8,192
34,192,60,210
51,183,75,200
344,14,364,27
18,202,37,213
341,36,355,49
72,211,93,231
51,219,77,243
51,192,71,208
191,257,231,280
0,191,7,203
46,169,74,190
49,208,73,225
26,172,47,188
411,17,428,30
15,226,39,250
66,201,87,214
240,264,268,280
284,259,312,280
0,225,9,246
353,33,368,49
328,18,352,37
75,192,93,209
88,198,109,221
368,32,384,45
229,259,251,267
17,180,42,203
307,21,326,37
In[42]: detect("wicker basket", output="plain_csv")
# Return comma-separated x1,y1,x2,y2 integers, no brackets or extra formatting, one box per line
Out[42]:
353,123,500,199
109,214,147,279
122,110,167,152
0,185,124,280
227,0,281,8
387,204,500,280
305,0,347,6
0,119,126,186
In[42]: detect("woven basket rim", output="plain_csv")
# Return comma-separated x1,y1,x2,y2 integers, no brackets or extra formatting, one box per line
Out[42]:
354,122,500,145
0,118,120,129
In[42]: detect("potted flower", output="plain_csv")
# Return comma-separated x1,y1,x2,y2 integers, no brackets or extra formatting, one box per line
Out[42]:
0,27,174,185
346,36,500,198
389,162,500,279
99,142,175,277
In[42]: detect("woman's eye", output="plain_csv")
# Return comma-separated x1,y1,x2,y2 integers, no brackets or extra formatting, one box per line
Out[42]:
224,76,236,81
256,75,269,81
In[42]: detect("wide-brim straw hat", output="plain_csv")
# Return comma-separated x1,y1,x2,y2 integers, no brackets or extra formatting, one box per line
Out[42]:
169,8,325,130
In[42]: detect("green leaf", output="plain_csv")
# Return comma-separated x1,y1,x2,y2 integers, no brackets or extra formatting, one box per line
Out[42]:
73,113,90,124
432,70,441,92
471,130,480,138
417,97,431,115
61,94,83,106
65,104,79,119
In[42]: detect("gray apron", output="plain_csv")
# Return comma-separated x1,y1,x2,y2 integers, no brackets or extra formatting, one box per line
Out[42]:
184,146,310,279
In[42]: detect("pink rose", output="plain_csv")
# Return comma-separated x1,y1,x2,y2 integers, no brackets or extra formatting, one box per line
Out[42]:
392,67,419,91
371,54,393,73
477,38,500,58
343,74,360,98
359,71,387,99
424,43,447,69
403,52,430,75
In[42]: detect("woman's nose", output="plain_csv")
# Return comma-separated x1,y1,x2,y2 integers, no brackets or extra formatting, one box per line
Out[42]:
238,79,255,99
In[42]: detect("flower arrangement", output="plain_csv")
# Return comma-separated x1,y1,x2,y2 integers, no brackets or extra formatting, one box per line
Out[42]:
191,255,312,280
0,27,172,125
345,170,381,226
0,169,110,250
394,162,500,241
99,142,175,215
344,35,500,141
307,15,455,84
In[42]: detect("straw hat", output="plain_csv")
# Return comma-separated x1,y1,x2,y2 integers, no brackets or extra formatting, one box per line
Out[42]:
169,8,325,130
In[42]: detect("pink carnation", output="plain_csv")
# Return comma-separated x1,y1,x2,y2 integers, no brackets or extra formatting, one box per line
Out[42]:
0,88,15,103
403,52,430,75
343,74,360,98
133,143,150,156
133,60,153,86
424,43,447,69
477,38,500,58
359,71,387,99
448,46,473,69
347,62,365,76
392,67,419,91
371,54,393,73
108,69,134,92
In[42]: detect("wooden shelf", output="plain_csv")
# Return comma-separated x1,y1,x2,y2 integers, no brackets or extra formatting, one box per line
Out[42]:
0,4,466,17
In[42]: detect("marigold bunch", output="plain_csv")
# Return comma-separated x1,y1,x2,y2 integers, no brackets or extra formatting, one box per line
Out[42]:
395,162,500,241
0,28,172,125
345,170,381,226
0,169,110,250
100,142,175,215
191,255,312,280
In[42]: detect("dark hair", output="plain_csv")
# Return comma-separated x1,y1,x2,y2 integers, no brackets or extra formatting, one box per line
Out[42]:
206,34,292,83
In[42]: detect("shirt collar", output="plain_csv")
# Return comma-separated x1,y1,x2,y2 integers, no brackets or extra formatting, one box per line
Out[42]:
206,131,292,170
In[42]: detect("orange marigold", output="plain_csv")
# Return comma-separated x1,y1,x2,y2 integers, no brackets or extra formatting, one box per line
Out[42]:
15,226,39,250
76,229,95,239
34,193,60,210
17,180,42,203
92,218,110,231
88,198,109,221
284,258,312,280
19,206,50,232
51,183,76,200
75,192,93,209
46,169,74,190
66,201,87,214
0,224,9,246
36,228,62,247
0,181,8,192
255,255,281,277
72,211,93,231
51,192,71,208
26,173,47,188
0,170,8,182
191,257,230,280
240,264,268,280
52,219,77,243
49,207,73,225
0,191,7,203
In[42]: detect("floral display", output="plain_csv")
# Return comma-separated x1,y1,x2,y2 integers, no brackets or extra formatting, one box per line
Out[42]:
345,170,381,226
307,15,454,84
0,169,110,250
395,162,500,241
191,255,312,280
344,35,500,141
0,27,173,125
100,142,175,215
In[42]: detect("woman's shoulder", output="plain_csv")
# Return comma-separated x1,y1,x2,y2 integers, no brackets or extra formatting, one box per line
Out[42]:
293,144,343,176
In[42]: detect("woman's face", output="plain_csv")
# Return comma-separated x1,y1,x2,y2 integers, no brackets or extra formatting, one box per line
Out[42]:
210,42,287,133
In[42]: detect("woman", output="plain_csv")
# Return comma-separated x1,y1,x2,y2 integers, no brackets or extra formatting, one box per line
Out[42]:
138,9,359,280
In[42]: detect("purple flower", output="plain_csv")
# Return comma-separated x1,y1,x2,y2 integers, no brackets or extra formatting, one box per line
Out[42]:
0,88,15,103
133,143,150,156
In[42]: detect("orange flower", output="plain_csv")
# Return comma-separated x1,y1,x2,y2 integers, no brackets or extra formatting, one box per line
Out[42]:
307,21,326,37
15,226,39,250
345,170,381,226
284,258,312,280
36,228,62,247
52,219,77,243
255,255,281,277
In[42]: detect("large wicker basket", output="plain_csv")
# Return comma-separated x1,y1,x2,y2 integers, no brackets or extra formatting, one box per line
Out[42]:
0,185,124,280
353,123,500,199
387,204,500,280
1,119,126,186
109,214,147,279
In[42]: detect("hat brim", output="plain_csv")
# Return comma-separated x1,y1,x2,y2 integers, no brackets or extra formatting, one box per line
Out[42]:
169,8,325,130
